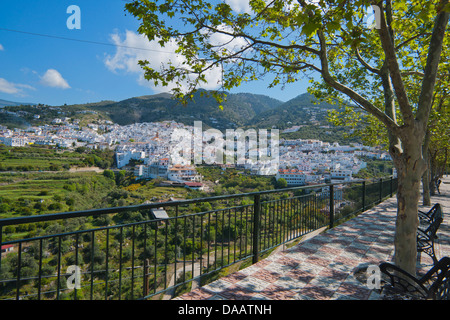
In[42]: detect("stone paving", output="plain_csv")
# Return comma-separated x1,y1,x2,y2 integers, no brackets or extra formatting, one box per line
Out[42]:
174,176,450,300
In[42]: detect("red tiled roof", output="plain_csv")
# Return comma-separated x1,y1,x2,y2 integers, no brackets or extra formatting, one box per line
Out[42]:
184,182,203,187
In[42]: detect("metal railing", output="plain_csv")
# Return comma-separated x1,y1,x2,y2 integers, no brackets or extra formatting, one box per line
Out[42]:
0,176,397,300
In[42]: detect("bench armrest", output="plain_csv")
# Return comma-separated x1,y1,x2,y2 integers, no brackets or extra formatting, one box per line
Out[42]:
379,262,430,299
419,257,450,282
418,211,433,223
419,257,450,300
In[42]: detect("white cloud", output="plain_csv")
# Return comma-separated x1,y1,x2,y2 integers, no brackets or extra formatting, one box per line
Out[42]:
225,0,252,13
204,24,249,57
0,44,4,51
104,30,223,93
0,78,35,95
40,69,71,89
225,0,304,14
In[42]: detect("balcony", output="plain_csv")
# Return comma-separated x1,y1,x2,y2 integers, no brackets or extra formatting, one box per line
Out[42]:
1,176,444,300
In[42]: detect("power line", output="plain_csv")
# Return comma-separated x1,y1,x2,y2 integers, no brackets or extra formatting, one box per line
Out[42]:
0,27,175,54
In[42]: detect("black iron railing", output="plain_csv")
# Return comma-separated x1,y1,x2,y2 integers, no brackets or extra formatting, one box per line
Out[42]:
0,177,397,300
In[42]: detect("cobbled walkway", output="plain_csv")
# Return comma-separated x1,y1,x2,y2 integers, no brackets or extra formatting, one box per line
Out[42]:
174,176,450,300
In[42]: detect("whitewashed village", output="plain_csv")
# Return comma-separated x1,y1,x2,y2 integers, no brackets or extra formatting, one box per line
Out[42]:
0,113,395,193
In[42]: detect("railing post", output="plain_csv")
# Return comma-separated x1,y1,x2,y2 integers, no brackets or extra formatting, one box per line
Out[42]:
379,178,383,202
362,181,366,212
0,226,2,281
143,259,149,298
390,176,393,197
329,184,335,229
252,194,261,264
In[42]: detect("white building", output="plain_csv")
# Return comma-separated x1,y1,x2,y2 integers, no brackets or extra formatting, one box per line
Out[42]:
134,158,169,180
320,186,344,200
0,135,27,147
330,169,352,181
167,165,201,183
116,149,146,168
276,169,306,186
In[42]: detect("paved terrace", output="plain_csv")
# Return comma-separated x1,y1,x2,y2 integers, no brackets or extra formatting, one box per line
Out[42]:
174,176,450,300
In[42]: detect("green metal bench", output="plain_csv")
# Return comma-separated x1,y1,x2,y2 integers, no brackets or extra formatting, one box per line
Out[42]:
419,203,442,225
417,204,444,264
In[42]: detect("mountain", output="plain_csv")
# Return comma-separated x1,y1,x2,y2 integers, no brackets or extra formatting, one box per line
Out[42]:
79,91,359,143
89,90,284,129
0,99,36,108
247,93,337,129
0,90,340,132
85,90,340,131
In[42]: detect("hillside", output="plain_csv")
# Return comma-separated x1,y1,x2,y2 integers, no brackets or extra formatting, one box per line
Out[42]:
0,90,360,143
247,93,337,129
0,99,36,108
90,90,283,129
1,91,334,129
86,90,340,130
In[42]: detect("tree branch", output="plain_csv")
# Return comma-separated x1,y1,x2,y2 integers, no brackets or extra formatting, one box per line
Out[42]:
375,0,414,126
316,28,400,134
202,24,321,56
355,48,382,74
395,32,432,51
416,0,450,126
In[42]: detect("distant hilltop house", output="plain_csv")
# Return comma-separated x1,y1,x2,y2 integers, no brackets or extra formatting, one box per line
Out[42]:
1,244,14,254
134,161,204,191
167,164,202,183
134,159,202,186
276,169,306,186
75,110,97,114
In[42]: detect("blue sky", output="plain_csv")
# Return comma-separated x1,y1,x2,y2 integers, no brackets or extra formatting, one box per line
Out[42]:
0,0,311,106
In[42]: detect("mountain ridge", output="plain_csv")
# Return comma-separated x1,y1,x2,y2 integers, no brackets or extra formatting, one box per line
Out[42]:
1,90,362,143
80,90,338,130
88,90,285,129
0,99,36,108
1,90,341,131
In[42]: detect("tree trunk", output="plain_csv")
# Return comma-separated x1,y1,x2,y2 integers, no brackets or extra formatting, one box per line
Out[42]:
392,139,427,276
422,130,431,206
422,161,431,206
429,150,438,195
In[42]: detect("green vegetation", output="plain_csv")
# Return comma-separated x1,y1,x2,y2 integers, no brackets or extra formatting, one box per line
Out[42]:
197,166,277,195
0,144,114,172
0,156,392,300
0,184,334,300
0,171,191,221
0,103,113,130
353,157,394,179
0,145,80,171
